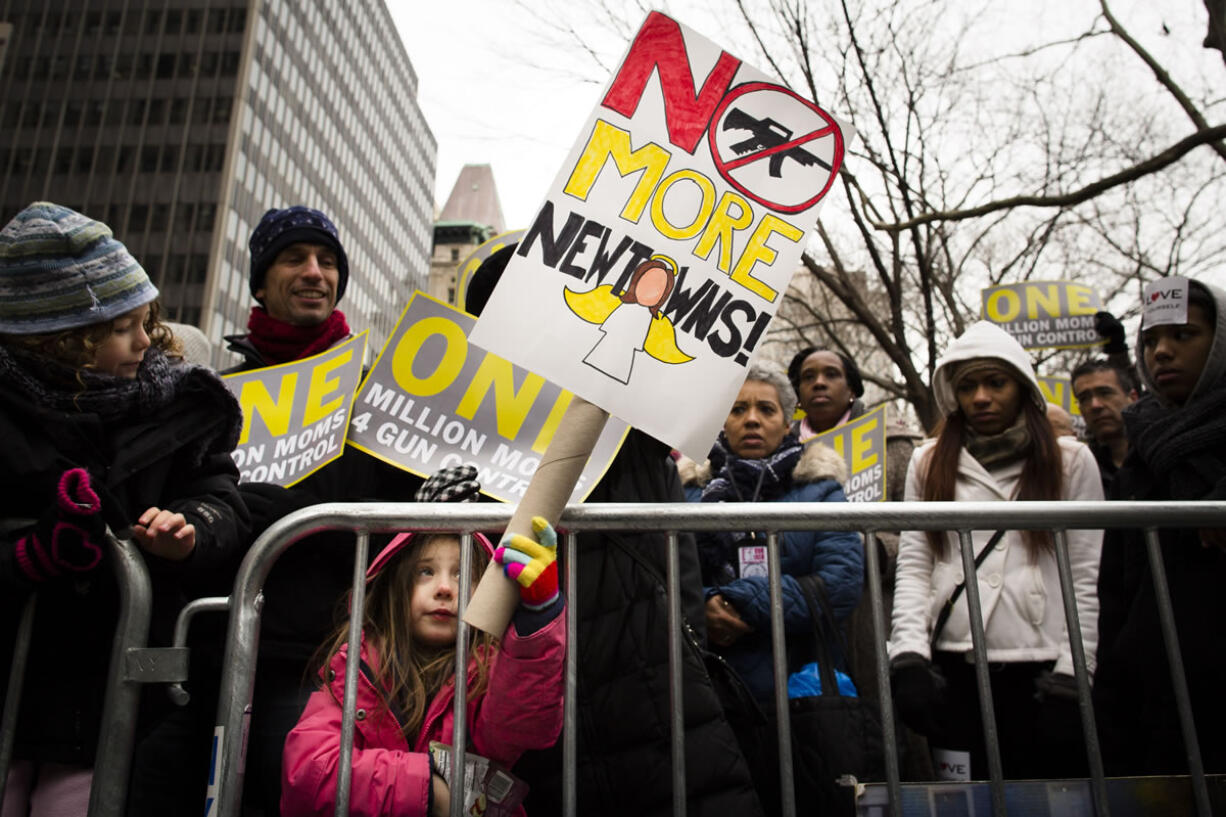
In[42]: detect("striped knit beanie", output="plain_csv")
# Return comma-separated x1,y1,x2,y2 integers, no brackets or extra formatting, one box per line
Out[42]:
0,202,158,335
248,206,349,304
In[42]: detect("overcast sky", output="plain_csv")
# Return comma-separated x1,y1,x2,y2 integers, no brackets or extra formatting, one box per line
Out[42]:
389,0,608,229
389,1,1219,256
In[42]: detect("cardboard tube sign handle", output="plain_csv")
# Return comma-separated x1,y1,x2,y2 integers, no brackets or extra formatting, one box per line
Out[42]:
463,396,609,636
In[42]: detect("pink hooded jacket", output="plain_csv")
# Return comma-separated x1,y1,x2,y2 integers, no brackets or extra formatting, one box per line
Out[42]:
280,612,565,816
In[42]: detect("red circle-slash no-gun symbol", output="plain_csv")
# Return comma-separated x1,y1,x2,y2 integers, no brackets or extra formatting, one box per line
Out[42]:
708,82,845,214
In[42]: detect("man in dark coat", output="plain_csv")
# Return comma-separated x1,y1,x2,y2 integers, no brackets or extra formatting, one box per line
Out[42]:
1071,359,1138,496
221,206,422,814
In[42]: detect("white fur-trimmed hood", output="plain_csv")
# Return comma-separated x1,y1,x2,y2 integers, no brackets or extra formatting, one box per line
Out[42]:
678,440,847,489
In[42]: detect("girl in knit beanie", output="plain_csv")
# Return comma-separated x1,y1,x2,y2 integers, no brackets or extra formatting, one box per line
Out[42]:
0,202,249,815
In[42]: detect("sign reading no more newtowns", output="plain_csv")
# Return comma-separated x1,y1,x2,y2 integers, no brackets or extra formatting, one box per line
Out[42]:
467,11,854,461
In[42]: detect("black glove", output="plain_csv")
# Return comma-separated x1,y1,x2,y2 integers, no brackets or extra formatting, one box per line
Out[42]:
1094,311,1127,354
15,468,107,583
890,652,947,739
239,482,315,536
1033,669,1079,703
416,465,480,504
1034,670,1084,748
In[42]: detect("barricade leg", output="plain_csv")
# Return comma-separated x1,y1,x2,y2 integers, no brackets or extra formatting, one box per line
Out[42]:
447,533,473,817
0,596,36,809
333,532,370,817
1051,529,1109,816
1144,528,1211,816
956,529,1006,815
864,531,901,816
211,572,265,816
88,536,154,817
563,532,578,817
666,531,687,817
766,530,796,817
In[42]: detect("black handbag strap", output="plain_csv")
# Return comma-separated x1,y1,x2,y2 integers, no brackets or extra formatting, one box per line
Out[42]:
796,574,845,698
930,529,1006,647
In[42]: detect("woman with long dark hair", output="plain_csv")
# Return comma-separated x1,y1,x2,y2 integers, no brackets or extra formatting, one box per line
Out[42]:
888,321,1103,779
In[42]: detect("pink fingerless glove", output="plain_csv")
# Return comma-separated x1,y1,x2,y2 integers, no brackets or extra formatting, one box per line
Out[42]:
15,469,107,583
494,516,559,611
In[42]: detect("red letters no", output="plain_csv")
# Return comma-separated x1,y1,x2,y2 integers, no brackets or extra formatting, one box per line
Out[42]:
601,12,742,154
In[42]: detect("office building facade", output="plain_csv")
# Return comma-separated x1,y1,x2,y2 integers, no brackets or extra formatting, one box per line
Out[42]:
0,0,436,365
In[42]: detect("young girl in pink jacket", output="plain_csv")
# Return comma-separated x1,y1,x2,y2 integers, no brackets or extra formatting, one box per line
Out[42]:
281,516,565,817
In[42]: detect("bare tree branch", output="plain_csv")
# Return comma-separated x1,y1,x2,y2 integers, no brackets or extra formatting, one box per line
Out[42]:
1099,0,1226,163
873,123,1226,232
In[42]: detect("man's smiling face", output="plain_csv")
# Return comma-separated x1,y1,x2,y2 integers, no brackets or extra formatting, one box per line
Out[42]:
256,242,339,326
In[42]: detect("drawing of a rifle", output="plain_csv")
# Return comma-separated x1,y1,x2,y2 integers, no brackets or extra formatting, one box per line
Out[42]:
722,108,831,177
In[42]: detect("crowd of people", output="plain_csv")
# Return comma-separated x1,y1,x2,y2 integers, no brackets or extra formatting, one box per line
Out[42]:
0,199,1221,816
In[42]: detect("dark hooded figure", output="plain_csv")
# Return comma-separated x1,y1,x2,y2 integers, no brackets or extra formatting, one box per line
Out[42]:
1095,278,1226,775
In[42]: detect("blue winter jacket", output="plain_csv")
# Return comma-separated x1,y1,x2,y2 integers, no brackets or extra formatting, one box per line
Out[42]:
681,442,864,702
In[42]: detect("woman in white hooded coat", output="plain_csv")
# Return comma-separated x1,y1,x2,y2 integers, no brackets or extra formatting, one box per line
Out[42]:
887,321,1103,780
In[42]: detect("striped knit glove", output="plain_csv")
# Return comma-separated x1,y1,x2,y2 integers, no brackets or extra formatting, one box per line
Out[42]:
494,516,559,611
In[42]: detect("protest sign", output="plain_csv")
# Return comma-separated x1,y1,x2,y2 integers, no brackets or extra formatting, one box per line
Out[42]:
223,333,367,487
1142,276,1189,328
806,404,888,503
457,230,526,314
468,11,853,461
347,292,629,503
981,281,1105,350
1037,376,1082,416
1038,375,1087,438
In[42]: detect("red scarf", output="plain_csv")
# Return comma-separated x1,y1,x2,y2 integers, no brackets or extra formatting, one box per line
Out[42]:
246,308,351,365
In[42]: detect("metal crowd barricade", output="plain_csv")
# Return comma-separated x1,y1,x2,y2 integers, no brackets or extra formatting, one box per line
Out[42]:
0,531,183,817
203,500,1226,817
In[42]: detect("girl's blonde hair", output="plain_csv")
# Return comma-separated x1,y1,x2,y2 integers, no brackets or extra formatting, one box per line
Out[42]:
0,300,181,370
317,533,497,739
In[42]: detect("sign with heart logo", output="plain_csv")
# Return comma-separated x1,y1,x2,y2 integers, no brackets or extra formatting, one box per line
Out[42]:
1142,276,1190,328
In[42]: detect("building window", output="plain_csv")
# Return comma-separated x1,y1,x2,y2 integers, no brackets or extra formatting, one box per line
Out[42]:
160,145,178,172
54,146,74,174
150,206,169,232
140,146,159,173
187,255,209,284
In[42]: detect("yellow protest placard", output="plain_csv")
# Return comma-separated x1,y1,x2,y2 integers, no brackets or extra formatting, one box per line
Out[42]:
222,333,368,486
805,404,888,502
348,293,629,503
981,281,1106,350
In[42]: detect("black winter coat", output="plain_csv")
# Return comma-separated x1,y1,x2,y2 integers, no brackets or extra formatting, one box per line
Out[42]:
514,430,764,817
224,333,423,664
0,364,248,766
1094,393,1226,775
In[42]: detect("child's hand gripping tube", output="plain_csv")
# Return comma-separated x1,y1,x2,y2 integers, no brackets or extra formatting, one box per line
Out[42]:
494,516,559,611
